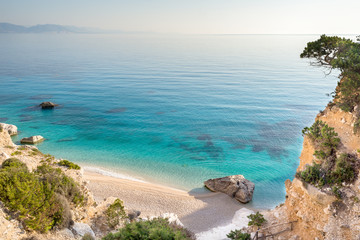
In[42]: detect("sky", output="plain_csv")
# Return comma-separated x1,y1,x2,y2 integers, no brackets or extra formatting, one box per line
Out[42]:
0,0,359,34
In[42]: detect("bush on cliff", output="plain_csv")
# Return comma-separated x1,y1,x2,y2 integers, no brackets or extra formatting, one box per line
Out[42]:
302,120,340,160
301,35,360,112
247,212,266,228
58,159,81,170
102,218,194,240
35,164,84,206
105,198,127,229
297,154,357,189
226,230,251,240
0,159,83,232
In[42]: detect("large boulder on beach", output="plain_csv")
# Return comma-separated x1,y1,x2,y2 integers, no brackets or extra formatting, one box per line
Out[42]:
39,101,59,109
20,135,44,144
204,175,255,203
0,123,18,136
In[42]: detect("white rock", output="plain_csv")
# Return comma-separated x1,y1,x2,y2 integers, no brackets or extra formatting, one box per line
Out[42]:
161,213,183,226
20,135,44,144
72,222,95,238
0,123,18,136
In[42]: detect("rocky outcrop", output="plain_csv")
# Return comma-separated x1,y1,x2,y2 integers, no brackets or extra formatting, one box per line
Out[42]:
0,123,18,136
71,222,95,238
204,175,255,203
39,101,59,109
261,103,360,240
20,135,44,144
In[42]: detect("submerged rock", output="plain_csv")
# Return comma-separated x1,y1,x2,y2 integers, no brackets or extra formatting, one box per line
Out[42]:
20,135,44,144
0,123,18,136
204,175,255,203
39,101,59,109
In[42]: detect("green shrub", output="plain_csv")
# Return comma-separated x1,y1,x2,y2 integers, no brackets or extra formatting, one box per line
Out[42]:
354,119,360,135
35,164,84,206
332,186,342,199
102,218,194,240
328,154,356,185
0,166,61,232
0,159,75,232
297,162,323,186
11,151,22,156
247,212,266,228
297,154,357,189
226,230,251,240
18,146,26,150
302,120,340,159
58,160,80,170
105,198,127,229
2,158,28,172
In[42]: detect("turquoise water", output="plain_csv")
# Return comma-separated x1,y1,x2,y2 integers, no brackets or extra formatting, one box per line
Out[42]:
0,34,339,209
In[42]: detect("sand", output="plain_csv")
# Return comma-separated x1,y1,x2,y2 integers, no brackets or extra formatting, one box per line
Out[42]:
83,169,252,234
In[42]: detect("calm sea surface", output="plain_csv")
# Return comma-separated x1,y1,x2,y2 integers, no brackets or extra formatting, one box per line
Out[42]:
0,34,340,208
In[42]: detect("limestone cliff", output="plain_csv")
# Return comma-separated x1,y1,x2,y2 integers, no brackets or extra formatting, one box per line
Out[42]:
261,104,360,240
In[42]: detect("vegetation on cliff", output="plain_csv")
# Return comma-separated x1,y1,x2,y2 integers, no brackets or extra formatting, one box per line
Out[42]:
301,35,360,113
102,218,194,240
58,159,81,170
298,120,358,191
297,35,360,195
0,157,84,233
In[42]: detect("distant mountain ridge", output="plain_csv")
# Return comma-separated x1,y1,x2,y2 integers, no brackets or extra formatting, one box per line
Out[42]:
0,23,104,33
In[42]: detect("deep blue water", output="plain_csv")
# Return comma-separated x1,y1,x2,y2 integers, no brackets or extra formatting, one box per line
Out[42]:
0,34,340,209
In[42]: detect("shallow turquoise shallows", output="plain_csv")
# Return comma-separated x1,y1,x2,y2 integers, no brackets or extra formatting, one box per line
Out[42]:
0,34,343,209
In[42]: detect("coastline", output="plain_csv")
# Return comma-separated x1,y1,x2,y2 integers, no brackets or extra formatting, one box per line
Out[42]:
83,167,256,234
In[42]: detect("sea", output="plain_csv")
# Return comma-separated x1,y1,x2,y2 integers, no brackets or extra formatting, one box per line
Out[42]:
0,33,344,209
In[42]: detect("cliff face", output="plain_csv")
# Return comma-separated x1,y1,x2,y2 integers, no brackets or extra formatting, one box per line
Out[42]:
263,104,360,240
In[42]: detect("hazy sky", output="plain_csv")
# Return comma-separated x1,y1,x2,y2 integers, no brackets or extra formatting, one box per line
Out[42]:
1,0,359,34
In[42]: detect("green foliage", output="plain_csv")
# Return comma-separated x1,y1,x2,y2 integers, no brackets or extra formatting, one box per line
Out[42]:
0,160,83,232
105,198,127,229
354,119,360,135
328,154,356,185
0,161,62,233
11,151,22,156
226,230,251,240
301,35,360,112
297,154,357,189
302,120,340,159
247,212,266,228
35,164,84,206
2,158,28,172
297,162,323,186
18,146,26,150
102,218,194,240
58,159,81,170
332,186,342,199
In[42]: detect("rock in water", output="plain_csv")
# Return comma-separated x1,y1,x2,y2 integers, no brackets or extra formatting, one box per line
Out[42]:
0,123,18,136
204,175,255,203
20,135,44,144
39,101,59,109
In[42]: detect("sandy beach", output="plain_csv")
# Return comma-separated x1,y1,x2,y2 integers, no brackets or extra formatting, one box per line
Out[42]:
83,169,252,234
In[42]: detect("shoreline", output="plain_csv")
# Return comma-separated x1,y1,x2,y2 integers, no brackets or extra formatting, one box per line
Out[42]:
83,167,257,234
